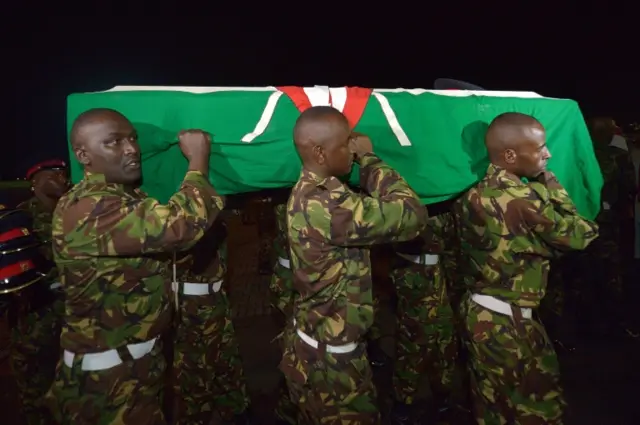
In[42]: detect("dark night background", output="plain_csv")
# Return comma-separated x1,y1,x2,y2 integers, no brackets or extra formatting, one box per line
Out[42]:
5,10,638,179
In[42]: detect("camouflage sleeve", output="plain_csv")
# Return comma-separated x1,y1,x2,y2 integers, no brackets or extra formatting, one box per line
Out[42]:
304,154,427,246
421,213,453,254
62,171,224,256
525,177,599,252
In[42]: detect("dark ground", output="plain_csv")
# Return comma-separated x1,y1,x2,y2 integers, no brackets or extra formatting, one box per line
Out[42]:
1,198,639,424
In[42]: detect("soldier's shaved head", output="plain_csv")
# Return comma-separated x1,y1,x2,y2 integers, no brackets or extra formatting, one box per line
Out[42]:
70,108,142,185
485,112,551,179
70,108,128,148
293,106,353,178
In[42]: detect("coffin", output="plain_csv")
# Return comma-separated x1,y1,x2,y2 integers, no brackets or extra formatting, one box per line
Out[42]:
67,86,603,219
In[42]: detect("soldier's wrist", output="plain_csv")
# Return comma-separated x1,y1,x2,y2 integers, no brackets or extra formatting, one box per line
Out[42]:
357,152,379,166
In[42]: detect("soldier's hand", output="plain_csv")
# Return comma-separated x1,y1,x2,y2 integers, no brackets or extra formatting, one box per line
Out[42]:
535,170,557,184
535,170,562,190
178,130,211,175
349,132,374,159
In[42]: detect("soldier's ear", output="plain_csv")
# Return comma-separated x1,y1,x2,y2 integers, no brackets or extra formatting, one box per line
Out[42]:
504,148,516,164
75,147,90,166
312,145,325,164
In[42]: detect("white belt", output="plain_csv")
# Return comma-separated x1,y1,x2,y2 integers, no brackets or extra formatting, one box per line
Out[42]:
278,257,290,269
471,294,532,319
63,337,157,371
399,253,439,265
171,280,223,295
293,319,358,354
49,281,62,290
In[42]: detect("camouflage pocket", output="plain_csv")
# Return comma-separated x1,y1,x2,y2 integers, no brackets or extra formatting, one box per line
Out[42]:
322,346,375,405
279,338,309,387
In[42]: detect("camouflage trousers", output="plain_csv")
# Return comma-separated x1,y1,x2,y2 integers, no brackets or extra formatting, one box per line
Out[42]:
462,296,565,425
46,338,167,425
10,294,64,425
280,332,380,424
274,320,299,424
269,263,299,424
391,263,457,405
173,287,249,425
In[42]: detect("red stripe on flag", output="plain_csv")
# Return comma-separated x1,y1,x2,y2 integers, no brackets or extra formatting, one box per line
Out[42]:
342,87,372,129
0,260,35,280
277,86,373,130
276,86,312,113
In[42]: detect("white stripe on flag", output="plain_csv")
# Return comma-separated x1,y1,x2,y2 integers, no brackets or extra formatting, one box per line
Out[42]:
241,91,284,143
371,93,412,146
329,87,347,112
303,86,331,107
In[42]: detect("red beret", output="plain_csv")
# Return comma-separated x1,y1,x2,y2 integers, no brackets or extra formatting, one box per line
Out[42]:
26,159,67,180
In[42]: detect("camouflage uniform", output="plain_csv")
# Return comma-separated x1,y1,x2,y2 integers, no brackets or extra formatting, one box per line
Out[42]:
391,212,457,416
453,164,598,424
46,171,222,425
269,202,300,424
269,202,295,318
171,219,250,425
10,197,64,425
281,153,427,423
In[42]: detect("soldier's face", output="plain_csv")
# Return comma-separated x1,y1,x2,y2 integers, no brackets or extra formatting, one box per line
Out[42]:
511,125,551,178
32,169,69,200
318,116,353,177
75,113,142,185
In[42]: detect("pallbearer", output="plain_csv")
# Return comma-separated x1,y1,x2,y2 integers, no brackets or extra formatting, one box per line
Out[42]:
47,108,221,425
281,106,427,423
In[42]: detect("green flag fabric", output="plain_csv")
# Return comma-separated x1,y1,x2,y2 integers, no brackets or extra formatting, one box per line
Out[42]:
66,86,603,219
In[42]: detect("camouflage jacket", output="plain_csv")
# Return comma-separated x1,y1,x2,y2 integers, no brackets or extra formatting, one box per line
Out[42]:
17,197,56,268
17,197,53,243
593,144,635,222
273,202,289,260
394,211,459,283
52,171,223,352
287,153,427,345
453,164,598,308
394,211,453,256
173,218,228,284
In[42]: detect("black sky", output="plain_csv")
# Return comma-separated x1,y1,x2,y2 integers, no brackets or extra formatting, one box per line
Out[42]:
5,10,638,179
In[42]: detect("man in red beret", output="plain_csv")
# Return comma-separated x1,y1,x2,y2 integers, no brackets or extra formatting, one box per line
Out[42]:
10,159,70,425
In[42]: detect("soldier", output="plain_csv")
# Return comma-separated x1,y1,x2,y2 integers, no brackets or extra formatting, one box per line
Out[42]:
268,191,300,425
171,218,252,425
269,190,295,322
10,159,69,425
389,212,458,425
46,108,222,425
281,106,427,423
453,112,598,424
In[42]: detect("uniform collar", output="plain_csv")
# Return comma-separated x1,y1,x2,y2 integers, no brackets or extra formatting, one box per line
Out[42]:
485,163,525,187
83,172,145,196
84,171,108,184
300,168,328,186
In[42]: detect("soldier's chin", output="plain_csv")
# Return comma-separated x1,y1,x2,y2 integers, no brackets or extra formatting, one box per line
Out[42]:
123,170,142,184
341,162,354,177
